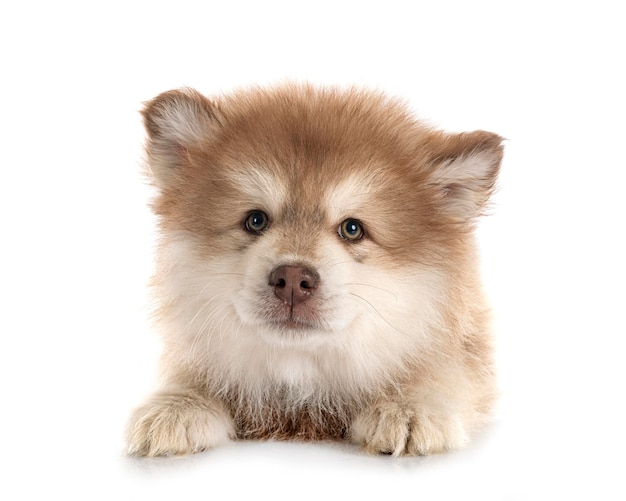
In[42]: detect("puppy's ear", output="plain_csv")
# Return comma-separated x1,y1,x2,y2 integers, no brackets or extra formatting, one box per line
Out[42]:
427,130,504,222
142,88,221,188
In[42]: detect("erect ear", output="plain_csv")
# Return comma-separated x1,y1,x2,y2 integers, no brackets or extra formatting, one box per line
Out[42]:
141,88,221,188
426,130,504,222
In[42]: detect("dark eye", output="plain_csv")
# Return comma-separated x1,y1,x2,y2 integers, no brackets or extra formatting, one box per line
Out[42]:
244,210,270,234
338,218,364,241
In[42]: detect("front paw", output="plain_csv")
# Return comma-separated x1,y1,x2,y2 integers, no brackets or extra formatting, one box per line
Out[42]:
351,401,468,456
126,389,234,457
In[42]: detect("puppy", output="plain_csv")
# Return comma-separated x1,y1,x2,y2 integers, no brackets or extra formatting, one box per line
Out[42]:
126,84,503,457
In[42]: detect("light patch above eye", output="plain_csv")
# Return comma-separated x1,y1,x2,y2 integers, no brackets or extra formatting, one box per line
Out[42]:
323,169,386,223
230,164,288,216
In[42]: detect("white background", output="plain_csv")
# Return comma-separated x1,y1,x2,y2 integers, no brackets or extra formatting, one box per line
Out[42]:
1,1,624,499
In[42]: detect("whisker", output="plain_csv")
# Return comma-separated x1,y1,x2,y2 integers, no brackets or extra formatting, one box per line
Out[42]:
327,259,356,269
346,282,398,301
348,292,408,336
187,298,221,356
196,298,228,341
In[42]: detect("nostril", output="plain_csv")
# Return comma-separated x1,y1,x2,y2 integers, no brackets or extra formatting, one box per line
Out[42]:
276,278,286,288
299,269,319,290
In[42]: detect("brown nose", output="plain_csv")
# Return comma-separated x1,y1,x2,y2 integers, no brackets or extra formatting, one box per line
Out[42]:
269,265,320,306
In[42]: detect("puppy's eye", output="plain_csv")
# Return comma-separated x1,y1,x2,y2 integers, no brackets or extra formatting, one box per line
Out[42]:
244,210,270,234
338,218,364,241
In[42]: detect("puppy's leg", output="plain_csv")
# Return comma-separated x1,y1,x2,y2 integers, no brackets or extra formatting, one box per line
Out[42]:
351,396,471,456
351,369,494,457
126,387,234,457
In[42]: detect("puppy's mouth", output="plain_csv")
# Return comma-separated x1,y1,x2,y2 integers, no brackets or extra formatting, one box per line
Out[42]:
264,304,323,331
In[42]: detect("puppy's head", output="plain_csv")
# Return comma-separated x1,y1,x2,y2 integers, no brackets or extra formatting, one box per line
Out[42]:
142,85,503,351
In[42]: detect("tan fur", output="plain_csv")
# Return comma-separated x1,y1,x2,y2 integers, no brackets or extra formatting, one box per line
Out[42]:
126,83,504,457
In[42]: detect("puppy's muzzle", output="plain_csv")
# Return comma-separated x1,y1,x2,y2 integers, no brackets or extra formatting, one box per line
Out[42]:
269,265,320,307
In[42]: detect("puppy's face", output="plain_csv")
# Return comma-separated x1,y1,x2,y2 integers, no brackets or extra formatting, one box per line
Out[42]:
143,86,503,351
228,165,429,345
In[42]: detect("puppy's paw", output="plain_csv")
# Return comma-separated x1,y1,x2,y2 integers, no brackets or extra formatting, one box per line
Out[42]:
351,400,468,456
126,389,234,457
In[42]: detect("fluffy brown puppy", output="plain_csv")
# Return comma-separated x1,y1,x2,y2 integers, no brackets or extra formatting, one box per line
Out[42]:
126,84,503,457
